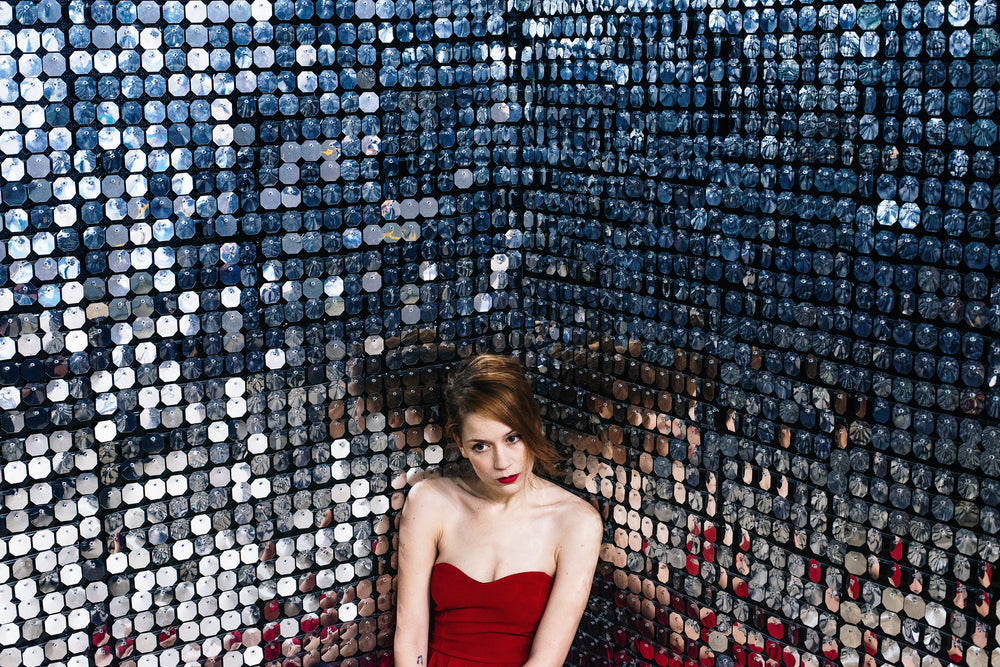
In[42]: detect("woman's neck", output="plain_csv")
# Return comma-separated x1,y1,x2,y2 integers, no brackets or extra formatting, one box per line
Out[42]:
464,471,541,509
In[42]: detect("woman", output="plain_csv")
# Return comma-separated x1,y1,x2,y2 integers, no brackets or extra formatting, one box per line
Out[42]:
394,354,603,667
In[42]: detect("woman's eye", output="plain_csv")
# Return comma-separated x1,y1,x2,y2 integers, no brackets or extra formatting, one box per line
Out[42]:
507,434,520,443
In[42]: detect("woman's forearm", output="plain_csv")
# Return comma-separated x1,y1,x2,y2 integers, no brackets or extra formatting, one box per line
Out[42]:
393,647,429,667
522,658,565,667
393,628,429,667
392,594,430,665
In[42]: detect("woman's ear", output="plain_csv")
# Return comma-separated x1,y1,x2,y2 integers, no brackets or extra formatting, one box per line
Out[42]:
454,435,467,458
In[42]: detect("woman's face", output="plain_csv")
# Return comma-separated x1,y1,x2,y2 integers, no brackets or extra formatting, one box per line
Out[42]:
456,412,533,489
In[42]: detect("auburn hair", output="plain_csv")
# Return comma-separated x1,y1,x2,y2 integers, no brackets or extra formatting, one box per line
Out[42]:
442,354,561,476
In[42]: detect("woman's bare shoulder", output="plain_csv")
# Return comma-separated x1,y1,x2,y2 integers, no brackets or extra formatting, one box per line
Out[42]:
406,475,467,512
401,477,449,533
542,482,603,536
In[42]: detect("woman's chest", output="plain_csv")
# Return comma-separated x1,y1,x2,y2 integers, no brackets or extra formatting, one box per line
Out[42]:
438,512,558,571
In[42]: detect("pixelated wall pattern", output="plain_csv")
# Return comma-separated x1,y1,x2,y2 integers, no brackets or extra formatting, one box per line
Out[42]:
0,0,523,666
1,0,999,667
521,0,1000,665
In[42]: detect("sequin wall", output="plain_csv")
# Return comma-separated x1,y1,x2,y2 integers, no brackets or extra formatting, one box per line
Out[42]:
521,0,1000,664
0,0,526,666
3,0,1000,665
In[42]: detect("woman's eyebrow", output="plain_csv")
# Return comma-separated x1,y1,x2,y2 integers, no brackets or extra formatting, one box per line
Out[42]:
466,430,516,442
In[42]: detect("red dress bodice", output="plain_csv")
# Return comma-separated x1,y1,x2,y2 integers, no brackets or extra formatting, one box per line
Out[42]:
428,561,554,666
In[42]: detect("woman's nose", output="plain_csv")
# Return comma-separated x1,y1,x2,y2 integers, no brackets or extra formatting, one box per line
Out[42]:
493,447,509,469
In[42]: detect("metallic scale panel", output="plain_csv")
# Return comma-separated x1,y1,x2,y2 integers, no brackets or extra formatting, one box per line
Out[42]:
0,1,996,667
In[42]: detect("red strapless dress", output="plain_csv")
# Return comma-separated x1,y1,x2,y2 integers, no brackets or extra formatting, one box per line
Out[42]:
428,561,554,666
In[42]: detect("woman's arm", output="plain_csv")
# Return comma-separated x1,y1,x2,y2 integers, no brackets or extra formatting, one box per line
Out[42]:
523,501,604,667
394,480,442,667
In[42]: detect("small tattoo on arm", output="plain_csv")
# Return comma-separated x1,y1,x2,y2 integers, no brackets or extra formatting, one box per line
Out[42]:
417,656,423,665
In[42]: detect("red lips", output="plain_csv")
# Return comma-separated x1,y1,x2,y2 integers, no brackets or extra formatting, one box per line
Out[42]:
498,474,518,484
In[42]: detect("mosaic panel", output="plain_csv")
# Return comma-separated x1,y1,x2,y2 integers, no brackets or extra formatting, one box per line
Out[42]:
521,0,1000,666
0,1,522,666
2,0,1000,666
